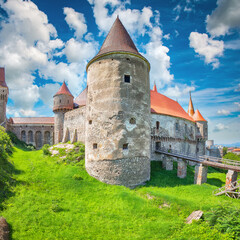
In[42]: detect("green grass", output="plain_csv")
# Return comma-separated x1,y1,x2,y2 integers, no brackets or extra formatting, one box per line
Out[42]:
0,146,239,240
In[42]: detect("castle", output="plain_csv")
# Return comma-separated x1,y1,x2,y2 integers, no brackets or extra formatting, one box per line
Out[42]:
0,17,208,187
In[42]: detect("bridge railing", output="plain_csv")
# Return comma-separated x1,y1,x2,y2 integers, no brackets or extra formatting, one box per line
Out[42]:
199,155,240,167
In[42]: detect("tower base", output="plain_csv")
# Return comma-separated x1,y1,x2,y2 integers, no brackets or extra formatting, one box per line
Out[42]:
86,157,150,188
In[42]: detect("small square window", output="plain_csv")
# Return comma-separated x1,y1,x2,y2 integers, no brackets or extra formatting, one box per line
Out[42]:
123,143,128,150
124,75,130,83
89,120,92,124
93,143,97,149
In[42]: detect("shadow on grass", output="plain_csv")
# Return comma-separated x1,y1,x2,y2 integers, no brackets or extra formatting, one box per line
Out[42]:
144,161,225,188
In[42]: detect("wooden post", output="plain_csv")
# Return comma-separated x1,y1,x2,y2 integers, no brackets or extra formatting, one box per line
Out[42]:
194,164,208,185
226,170,238,188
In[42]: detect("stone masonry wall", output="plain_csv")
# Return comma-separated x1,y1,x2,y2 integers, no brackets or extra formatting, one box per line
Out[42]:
151,113,197,160
0,88,8,124
85,53,151,187
63,106,86,143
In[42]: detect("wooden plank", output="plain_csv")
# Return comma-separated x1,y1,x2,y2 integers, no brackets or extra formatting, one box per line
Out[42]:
186,210,203,224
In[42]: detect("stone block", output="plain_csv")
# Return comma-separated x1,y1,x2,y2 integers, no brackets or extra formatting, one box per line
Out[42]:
177,159,187,178
194,164,208,185
165,157,173,171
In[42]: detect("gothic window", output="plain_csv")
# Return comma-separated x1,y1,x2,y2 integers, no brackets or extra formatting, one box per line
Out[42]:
44,131,50,145
21,130,26,142
35,131,42,149
124,75,130,83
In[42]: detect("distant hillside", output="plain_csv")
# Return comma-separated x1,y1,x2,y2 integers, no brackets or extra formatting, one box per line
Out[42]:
220,142,240,147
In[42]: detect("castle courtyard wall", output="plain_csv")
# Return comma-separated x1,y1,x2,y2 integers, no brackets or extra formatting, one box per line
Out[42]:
151,114,197,161
63,106,86,143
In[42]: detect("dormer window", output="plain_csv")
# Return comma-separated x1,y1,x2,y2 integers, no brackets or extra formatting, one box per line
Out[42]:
124,75,130,83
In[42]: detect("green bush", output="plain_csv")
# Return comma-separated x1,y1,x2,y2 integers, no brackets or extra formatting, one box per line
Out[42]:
42,144,51,156
224,152,240,161
0,126,13,160
204,205,240,238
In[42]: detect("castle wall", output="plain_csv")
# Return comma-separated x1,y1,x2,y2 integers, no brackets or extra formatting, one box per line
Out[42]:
151,114,197,160
8,124,54,149
85,53,151,187
0,88,8,124
63,106,86,143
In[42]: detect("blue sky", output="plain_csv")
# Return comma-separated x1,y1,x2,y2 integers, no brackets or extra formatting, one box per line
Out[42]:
0,0,239,144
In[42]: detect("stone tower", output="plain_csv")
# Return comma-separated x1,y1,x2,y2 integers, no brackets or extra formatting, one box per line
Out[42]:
85,17,151,188
53,81,73,144
0,68,9,125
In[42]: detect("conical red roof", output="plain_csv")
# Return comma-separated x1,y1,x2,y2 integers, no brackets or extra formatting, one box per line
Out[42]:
193,109,207,122
0,68,8,88
187,92,194,117
54,81,73,97
96,16,141,57
153,83,157,92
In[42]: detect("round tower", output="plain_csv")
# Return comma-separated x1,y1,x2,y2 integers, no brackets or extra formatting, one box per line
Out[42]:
0,68,9,125
53,81,73,144
85,17,151,188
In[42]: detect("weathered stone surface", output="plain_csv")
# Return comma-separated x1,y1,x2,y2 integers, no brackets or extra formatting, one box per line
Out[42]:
194,164,208,184
177,158,187,178
165,157,173,171
226,170,238,187
0,87,8,124
86,157,150,188
186,210,203,224
0,217,9,240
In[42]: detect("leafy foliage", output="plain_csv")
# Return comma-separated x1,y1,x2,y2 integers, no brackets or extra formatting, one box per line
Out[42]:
205,205,240,239
223,147,228,156
0,126,13,159
42,144,51,156
224,152,240,161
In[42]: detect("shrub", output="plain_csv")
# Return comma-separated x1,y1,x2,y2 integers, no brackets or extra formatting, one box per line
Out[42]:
223,152,240,161
42,144,51,156
204,205,240,238
7,131,33,150
0,126,13,160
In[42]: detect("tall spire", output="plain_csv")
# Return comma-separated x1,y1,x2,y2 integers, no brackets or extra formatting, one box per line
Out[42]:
153,81,157,92
96,17,141,57
0,68,8,88
187,91,194,117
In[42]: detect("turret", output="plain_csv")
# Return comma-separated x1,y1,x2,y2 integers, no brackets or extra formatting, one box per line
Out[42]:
85,17,151,188
193,109,208,156
53,81,73,144
0,68,9,125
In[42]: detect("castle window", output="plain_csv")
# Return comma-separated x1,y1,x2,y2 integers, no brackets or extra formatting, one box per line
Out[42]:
123,143,128,150
68,100,69,103
89,120,92,124
124,75,130,83
93,143,97,149
126,58,130,61
197,148,199,153
191,126,193,132
129,118,136,124
185,124,187,133
156,121,160,130
175,122,179,131
155,142,161,150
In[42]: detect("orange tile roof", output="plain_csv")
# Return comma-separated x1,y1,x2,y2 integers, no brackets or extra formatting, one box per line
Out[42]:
151,88,194,122
10,117,54,124
54,81,73,97
0,67,8,88
95,16,141,58
193,109,207,122
74,88,87,107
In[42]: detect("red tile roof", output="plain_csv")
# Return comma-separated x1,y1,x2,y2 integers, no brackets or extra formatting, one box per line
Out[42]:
74,88,87,107
151,88,194,122
10,117,54,124
193,109,207,122
0,68,8,88
96,16,141,58
54,81,73,97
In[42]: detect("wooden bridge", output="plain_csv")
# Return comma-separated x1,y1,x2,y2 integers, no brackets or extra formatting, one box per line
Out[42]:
155,147,240,190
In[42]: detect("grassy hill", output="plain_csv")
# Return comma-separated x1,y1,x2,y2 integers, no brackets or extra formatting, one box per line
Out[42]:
0,144,239,239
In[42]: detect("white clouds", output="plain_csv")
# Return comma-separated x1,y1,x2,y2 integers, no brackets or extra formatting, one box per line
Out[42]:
189,32,224,68
213,123,229,132
206,0,240,37
63,7,87,39
163,84,195,99
39,83,60,108
64,38,98,63
217,109,230,116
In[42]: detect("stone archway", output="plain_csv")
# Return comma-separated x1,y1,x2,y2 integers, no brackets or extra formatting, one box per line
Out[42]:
28,130,33,143
21,130,26,142
35,131,42,149
44,131,50,145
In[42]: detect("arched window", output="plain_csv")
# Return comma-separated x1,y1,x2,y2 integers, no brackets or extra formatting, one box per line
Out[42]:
21,130,26,142
28,130,33,143
44,131,50,145
35,131,42,149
